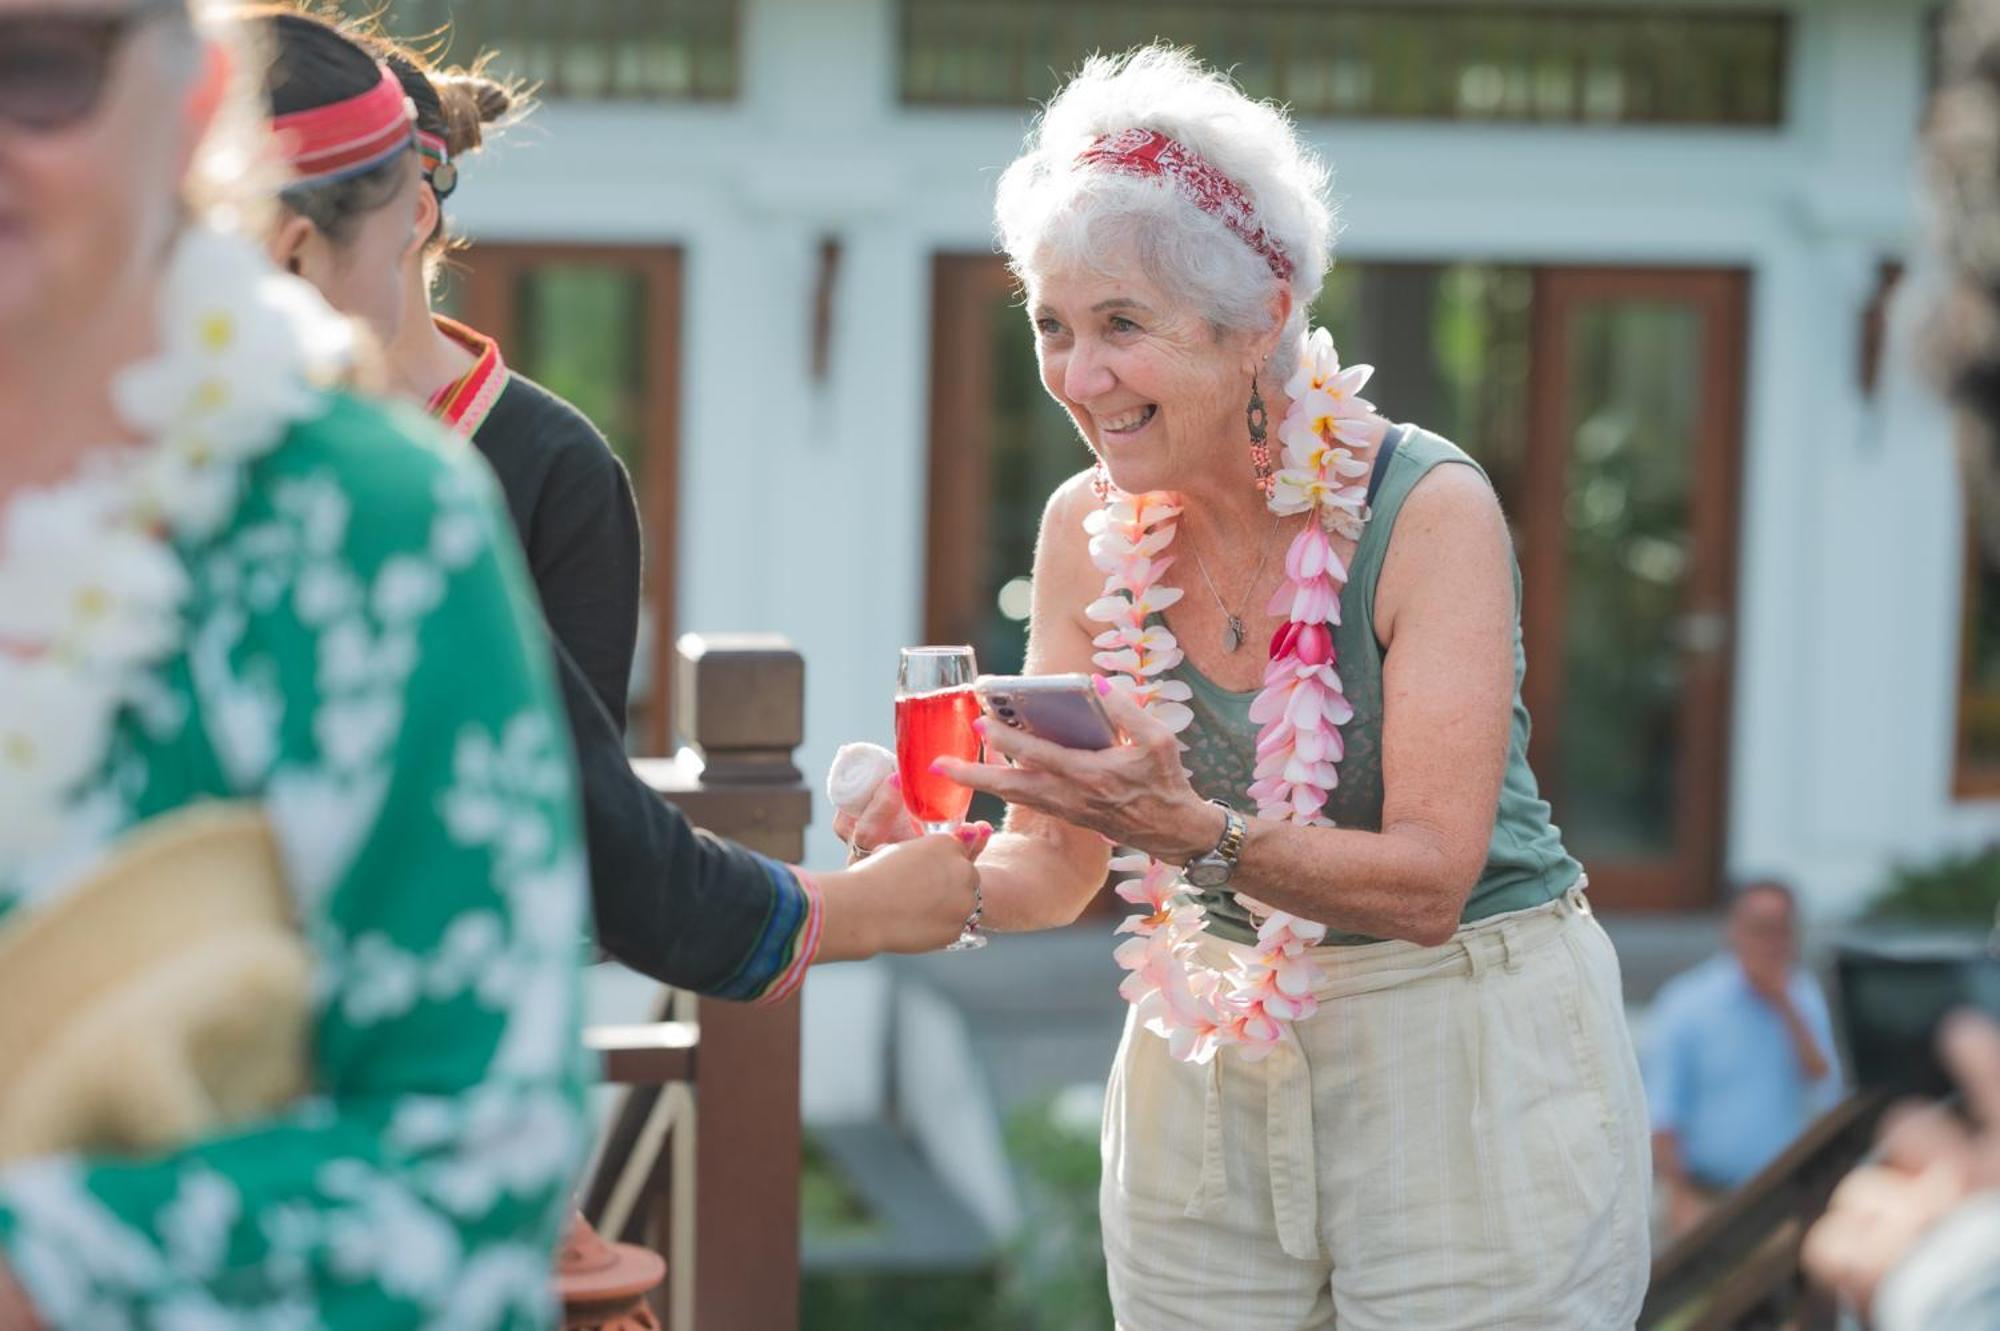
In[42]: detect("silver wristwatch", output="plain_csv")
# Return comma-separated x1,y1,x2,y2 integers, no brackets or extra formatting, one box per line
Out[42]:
1184,799,1247,890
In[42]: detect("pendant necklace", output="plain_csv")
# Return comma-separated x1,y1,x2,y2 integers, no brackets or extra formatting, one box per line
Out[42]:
1187,513,1282,653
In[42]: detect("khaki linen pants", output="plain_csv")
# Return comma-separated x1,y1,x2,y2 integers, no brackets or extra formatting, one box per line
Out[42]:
1100,887,1651,1330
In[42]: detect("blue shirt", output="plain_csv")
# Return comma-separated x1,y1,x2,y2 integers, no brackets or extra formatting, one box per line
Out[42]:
1643,955,1844,1188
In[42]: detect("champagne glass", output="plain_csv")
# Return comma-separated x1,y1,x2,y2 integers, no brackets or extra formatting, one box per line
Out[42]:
895,646,985,950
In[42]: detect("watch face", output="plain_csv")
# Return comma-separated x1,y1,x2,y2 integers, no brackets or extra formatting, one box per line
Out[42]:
1185,859,1228,889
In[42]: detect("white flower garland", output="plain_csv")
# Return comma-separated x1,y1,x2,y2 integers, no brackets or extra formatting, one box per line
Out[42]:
1094,327,1392,1064
0,226,350,857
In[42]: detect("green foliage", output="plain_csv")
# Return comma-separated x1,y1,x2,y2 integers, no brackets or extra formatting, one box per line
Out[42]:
802,1269,1011,1331
1864,845,2000,927
996,1094,1115,1331
798,1095,1114,1331
800,1137,884,1245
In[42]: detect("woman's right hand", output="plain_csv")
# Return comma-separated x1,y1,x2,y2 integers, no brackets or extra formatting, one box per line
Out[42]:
831,772,923,858
816,826,990,962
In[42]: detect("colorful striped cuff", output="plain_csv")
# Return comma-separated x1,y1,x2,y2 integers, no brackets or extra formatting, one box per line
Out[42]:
709,854,824,1004
757,868,823,1005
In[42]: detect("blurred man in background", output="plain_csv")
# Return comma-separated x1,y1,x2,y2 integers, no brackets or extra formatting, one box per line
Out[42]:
1648,879,1843,1237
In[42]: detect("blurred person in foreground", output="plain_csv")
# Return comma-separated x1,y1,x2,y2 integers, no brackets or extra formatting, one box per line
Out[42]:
1647,879,1842,1238
0,5,974,1328
246,6,987,996
0,0,589,1324
1803,0,2000,1324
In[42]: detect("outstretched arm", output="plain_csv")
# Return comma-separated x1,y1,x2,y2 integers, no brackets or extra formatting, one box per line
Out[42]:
552,635,980,985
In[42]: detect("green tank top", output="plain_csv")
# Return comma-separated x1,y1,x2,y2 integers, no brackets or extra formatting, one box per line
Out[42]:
1168,427,1581,945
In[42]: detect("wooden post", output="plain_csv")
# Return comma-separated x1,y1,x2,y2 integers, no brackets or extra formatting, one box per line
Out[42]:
647,633,807,1331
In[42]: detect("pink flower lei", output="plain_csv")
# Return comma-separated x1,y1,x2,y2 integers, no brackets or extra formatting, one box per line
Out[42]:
1089,326,1391,1064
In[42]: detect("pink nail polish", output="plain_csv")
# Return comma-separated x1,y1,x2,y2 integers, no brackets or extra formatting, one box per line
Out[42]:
887,772,901,791
929,759,946,776
1093,674,1112,697
972,716,988,735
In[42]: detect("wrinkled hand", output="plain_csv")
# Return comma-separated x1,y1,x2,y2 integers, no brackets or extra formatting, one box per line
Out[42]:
1803,1013,2000,1314
932,678,1217,864
818,826,992,960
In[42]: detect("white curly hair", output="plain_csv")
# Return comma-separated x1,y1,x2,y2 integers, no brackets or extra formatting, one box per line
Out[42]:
993,45,1335,386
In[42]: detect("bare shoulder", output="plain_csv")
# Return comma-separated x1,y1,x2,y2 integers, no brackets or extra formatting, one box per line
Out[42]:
1033,468,1101,577
1377,460,1513,636
1041,468,1101,536
1024,468,1103,673
1401,459,1506,531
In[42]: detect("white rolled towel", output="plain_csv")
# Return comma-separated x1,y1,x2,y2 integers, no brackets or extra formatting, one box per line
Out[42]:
826,742,897,817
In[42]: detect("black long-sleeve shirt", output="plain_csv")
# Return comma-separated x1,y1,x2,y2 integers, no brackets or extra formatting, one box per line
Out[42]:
473,372,641,733
549,636,816,998
466,365,812,998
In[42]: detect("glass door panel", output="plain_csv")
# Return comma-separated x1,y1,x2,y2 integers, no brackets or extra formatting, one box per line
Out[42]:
1527,269,1746,909
451,245,683,755
1555,300,1704,863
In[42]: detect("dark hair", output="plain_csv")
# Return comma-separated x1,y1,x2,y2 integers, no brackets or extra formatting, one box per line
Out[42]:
1730,878,1798,915
249,8,522,256
362,40,521,256
252,9,414,246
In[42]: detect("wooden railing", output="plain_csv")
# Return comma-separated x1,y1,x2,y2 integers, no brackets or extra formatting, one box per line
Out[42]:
578,634,810,1331
1638,1092,1891,1331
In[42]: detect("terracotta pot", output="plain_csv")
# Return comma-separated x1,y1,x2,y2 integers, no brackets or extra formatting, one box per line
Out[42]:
555,1212,667,1331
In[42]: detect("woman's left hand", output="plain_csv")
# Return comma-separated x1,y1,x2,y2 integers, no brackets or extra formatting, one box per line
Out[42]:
932,678,1221,864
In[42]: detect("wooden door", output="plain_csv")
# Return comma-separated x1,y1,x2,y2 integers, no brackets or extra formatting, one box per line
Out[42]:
446,244,684,756
1522,268,1747,910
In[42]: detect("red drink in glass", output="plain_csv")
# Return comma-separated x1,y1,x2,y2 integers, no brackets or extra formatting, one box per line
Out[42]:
895,687,981,828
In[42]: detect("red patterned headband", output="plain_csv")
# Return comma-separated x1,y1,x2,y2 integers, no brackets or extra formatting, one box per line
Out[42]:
272,63,417,190
1075,129,1294,284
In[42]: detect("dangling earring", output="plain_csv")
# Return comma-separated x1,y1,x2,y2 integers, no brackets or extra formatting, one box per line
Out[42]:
1247,373,1273,495
1091,459,1112,502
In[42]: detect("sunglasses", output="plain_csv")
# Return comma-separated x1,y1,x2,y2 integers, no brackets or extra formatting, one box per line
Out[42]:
0,1,183,133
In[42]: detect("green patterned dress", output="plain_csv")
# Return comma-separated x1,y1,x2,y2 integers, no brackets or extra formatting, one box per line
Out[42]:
0,393,588,1329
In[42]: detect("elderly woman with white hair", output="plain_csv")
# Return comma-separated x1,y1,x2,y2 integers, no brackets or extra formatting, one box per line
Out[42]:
842,46,1650,1327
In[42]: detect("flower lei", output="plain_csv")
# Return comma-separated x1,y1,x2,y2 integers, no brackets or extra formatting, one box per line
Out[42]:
0,226,350,862
1093,326,1391,1064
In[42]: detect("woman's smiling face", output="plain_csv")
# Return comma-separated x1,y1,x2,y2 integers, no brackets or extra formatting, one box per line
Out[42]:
1028,257,1261,497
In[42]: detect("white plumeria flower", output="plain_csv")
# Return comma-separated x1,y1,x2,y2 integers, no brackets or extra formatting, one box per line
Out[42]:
0,660,119,807
0,523,187,669
0,225,332,862
116,230,344,445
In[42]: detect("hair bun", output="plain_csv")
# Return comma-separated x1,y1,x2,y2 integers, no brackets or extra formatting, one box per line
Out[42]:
436,70,516,157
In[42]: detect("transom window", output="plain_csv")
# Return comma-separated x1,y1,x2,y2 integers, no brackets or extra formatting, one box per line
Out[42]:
900,2,1788,127
383,0,739,102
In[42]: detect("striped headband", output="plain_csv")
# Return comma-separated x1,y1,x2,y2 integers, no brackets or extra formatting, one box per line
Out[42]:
416,130,449,174
272,63,417,190
1076,128,1294,284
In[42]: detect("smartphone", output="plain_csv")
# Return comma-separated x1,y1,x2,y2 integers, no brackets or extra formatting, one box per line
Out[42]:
1835,935,2000,1097
973,673,1120,751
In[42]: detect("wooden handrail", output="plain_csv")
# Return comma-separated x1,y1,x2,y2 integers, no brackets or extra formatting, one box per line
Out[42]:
1639,1092,1891,1330
579,633,809,1331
